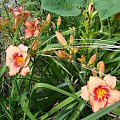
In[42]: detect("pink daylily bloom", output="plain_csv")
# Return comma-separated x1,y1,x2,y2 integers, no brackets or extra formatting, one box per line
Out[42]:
6,44,30,76
10,6,31,27
81,75,120,112
24,18,40,39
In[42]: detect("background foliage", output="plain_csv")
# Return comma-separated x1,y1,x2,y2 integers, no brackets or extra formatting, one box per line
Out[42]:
0,0,120,120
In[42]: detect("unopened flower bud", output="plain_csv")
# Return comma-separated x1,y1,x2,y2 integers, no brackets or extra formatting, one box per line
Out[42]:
69,55,73,60
52,21,56,28
88,54,96,64
55,31,68,46
32,40,39,51
46,13,51,26
97,61,105,77
74,47,79,54
55,50,69,59
69,34,74,46
77,55,86,63
57,16,61,28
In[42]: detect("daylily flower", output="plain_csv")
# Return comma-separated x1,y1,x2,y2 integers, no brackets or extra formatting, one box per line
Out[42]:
81,75,120,112
6,44,30,76
24,18,40,39
10,6,31,27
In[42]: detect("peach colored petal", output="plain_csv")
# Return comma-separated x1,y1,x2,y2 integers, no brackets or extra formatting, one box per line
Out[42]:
87,76,106,94
18,44,28,53
20,66,30,76
90,96,106,112
34,29,40,37
6,45,21,66
34,18,39,27
24,30,33,39
108,90,120,104
18,6,24,12
104,74,116,89
24,21,33,28
81,86,89,101
9,62,20,76
14,12,21,17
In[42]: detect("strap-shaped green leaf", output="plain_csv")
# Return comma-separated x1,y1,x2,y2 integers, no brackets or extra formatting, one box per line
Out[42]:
81,101,120,120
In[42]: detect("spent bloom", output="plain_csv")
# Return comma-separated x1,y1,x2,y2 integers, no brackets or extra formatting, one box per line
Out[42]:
0,17,9,30
88,3,94,13
81,75,120,112
24,18,40,39
6,44,30,76
10,6,31,27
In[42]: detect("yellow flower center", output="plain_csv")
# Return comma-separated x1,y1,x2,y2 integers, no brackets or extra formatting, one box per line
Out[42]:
96,88,107,98
16,56,24,65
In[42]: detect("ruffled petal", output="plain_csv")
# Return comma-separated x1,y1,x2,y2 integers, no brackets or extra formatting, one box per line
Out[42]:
20,66,30,76
90,96,106,112
9,62,20,76
108,90,120,104
34,18,39,26
104,74,116,89
18,44,28,53
34,29,40,37
24,21,33,28
24,29,33,39
81,86,89,101
6,45,21,66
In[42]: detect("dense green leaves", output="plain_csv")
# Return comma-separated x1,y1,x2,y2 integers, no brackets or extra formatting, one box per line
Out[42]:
94,0,120,20
1,0,120,119
41,0,85,16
